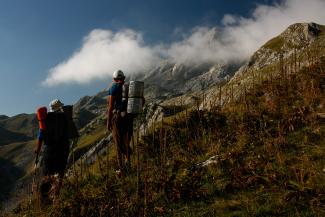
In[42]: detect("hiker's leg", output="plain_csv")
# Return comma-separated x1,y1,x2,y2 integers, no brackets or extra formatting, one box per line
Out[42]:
52,174,64,205
126,115,134,164
39,176,52,207
56,172,64,196
125,132,131,163
121,115,133,173
112,113,123,170
40,149,53,207
52,142,68,197
118,117,128,173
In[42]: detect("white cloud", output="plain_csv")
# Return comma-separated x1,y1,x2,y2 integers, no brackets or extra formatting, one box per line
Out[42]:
44,0,325,86
221,14,238,26
167,0,325,64
43,29,162,86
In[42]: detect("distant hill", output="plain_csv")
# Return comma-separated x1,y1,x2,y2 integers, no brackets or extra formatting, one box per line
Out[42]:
0,127,31,146
0,115,9,121
0,114,38,138
0,114,37,146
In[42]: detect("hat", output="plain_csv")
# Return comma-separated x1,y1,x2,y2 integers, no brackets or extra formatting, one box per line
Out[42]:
49,99,64,112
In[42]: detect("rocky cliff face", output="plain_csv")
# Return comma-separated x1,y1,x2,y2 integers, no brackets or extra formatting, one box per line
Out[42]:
138,61,240,100
73,93,107,129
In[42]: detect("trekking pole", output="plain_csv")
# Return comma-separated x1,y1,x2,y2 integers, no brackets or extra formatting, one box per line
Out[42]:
31,147,41,211
35,152,40,168
30,152,38,203
106,133,110,184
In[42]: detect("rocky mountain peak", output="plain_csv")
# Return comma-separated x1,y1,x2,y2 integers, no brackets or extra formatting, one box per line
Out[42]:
238,22,324,72
262,22,323,52
281,22,322,45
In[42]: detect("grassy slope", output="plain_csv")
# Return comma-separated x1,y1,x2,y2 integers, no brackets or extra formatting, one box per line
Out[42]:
0,99,107,210
0,158,24,202
6,24,325,217
12,55,324,217
0,140,35,205
0,112,40,207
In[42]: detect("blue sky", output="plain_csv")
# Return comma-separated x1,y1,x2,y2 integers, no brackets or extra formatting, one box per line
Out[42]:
0,0,324,116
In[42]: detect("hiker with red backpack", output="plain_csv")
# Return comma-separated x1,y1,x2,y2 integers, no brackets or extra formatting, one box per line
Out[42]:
35,99,78,206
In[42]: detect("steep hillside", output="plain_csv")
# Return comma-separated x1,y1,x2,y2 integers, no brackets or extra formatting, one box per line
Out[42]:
0,157,24,202
0,113,38,206
14,50,324,217
137,24,325,123
1,22,325,216
235,22,325,81
201,23,325,109
0,141,35,206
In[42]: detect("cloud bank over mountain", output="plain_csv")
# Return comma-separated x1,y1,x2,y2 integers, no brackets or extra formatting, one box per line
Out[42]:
44,0,325,86
43,29,162,86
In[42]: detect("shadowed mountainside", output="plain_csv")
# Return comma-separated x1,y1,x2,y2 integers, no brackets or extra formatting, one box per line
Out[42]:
0,157,24,203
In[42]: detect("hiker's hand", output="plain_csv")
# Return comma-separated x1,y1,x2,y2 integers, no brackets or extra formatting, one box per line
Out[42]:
34,146,39,154
34,140,42,154
142,97,145,106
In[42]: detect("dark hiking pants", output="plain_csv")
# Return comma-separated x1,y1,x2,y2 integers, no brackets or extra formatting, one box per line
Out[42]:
40,143,69,205
112,112,131,171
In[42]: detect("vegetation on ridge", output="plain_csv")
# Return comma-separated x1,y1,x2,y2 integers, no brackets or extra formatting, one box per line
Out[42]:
9,51,325,217
2,22,325,217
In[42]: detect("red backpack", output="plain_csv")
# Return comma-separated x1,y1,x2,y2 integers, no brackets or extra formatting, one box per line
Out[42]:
37,107,47,130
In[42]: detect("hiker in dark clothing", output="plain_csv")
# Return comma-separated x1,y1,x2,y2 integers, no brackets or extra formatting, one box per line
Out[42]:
107,70,132,174
36,99,75,205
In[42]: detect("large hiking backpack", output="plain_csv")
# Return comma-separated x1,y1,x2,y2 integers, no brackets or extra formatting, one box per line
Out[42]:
62,105,79,139
45,112,69,147
36,105,79,176
37,105,79,141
